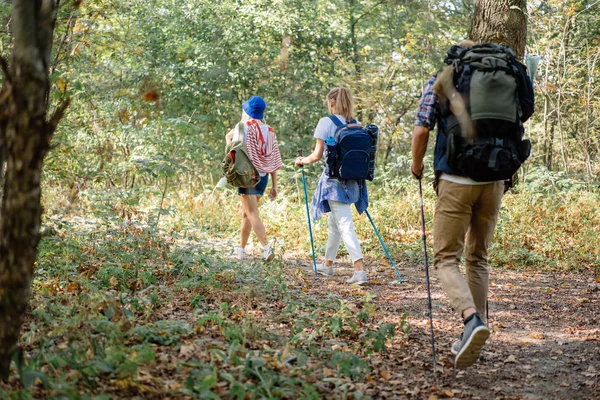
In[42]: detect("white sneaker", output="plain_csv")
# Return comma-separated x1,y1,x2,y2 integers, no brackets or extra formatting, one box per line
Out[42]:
346,270,368,285
316,262,333,277
234,246,246,260
263,245,274,262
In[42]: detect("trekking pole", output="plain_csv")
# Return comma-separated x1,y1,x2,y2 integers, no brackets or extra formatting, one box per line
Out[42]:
418,178,437,378
364,209,403,283
298,149,318,279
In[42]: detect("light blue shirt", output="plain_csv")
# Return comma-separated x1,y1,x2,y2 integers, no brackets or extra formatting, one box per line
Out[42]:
310,115,369,221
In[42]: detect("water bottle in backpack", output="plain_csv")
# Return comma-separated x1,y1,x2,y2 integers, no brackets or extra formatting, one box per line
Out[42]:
324,137,337,178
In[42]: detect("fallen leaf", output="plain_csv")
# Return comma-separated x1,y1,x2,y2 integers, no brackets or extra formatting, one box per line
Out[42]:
428,395,439,400
379,370,391,381
179,344,196,358
504,355,517,364
596,276,600,284
109,276,118,287
443,389,455,397
529,332,545,339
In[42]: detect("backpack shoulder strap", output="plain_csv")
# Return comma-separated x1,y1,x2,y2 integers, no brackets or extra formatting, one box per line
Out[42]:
328,115,348,141
328,115,345,128
233,121,246,143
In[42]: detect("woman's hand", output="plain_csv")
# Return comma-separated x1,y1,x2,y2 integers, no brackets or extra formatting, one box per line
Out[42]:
294,157,304,168
269,186,278,200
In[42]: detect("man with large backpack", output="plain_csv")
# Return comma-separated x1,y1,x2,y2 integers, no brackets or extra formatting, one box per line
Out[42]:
410,40,534,368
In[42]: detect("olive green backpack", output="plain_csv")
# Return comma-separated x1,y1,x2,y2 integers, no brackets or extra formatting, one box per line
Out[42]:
221,122,259,188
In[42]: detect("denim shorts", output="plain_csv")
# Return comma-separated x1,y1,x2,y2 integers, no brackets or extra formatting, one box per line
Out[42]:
238,174,268,196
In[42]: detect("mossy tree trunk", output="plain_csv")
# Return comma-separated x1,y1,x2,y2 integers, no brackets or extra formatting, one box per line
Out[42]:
470,0,528,61
0,0,69,380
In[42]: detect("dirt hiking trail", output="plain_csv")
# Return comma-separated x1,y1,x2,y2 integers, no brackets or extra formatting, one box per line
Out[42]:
286,251,599,399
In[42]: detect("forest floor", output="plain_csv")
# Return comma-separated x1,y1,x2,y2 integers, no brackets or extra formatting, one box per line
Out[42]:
1,230,599,399
285,252,600,399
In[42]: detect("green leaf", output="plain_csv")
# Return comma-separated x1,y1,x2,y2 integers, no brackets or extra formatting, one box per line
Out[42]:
23,370,50,388
92,395,112,400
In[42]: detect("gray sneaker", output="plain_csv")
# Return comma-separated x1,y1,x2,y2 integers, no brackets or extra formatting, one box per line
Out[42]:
316,263,333,277
346,270,368,285
451,333,463,356
454,313,489,369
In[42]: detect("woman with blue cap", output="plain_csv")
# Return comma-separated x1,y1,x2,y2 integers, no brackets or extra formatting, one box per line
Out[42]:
226,96,283,261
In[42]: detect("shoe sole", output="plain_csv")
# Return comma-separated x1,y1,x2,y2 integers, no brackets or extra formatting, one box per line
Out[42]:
317,271,334,277
454,326,489,369
263,253,275,262
347,280,368,285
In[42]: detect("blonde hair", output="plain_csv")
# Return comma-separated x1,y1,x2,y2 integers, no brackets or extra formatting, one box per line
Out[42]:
326,87,355,121
241,110,265,124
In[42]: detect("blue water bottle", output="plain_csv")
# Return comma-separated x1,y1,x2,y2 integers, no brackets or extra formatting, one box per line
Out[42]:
325,137,337,177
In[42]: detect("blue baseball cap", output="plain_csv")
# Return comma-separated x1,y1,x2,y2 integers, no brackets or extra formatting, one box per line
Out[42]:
242,96,266,120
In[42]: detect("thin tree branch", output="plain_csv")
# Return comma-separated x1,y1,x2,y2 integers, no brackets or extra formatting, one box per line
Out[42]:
48,97,71,132
51,12,76,75
352,0,385,28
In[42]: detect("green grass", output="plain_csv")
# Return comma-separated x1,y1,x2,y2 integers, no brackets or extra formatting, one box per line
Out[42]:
2,170,598,398
2,204,403,398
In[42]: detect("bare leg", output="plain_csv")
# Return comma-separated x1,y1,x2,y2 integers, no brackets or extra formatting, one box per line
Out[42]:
353,258,364,272
239,194,268,246
240,206,252,248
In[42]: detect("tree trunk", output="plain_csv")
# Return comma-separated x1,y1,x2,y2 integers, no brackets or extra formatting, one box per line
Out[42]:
0,0,69,380
470,0,527,60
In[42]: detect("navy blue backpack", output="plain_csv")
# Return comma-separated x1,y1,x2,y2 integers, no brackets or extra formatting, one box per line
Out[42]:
325,115,378,181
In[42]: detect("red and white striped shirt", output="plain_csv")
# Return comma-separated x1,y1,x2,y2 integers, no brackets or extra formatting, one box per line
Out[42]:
242,120,283,174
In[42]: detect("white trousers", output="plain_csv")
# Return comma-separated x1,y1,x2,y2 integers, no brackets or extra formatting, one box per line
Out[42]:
325,200,363,263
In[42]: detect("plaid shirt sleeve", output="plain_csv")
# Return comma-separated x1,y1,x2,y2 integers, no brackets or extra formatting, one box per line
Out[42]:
414,75,439,130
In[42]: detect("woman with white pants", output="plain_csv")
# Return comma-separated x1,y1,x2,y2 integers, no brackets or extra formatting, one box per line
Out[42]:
294,87,368,285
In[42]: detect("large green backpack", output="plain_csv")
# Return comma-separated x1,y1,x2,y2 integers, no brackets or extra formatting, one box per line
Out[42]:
441,43,534,181
221,122,259,188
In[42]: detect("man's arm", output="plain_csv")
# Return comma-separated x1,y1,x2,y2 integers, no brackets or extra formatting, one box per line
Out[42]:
411,125,430,178
410,74,438,178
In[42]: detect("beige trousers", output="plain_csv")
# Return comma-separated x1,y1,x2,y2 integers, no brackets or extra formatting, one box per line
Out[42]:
433,179,504,318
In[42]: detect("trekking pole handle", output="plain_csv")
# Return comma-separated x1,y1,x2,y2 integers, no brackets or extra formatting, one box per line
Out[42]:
298,149,303,157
